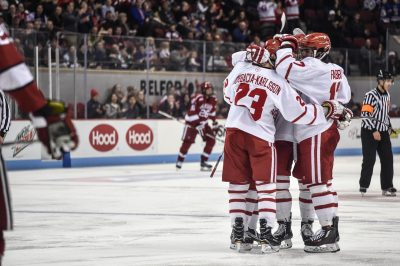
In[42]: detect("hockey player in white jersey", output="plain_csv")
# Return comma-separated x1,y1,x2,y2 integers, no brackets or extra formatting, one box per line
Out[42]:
223,43,347,253
272,32,352,253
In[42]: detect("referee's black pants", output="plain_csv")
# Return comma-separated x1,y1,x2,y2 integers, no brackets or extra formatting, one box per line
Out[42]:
359,128,394,190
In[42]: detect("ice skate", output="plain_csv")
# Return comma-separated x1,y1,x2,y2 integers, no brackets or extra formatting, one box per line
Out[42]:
176,161,182,171
382,187,397,197
301,220,314,243
359,187,367,196
230,217,245,252
241,228,260,251
259,219,281,253
304,225,340,253
200,161,212,171
273,217,293,249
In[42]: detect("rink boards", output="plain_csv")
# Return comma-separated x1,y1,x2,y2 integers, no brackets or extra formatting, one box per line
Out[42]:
3,118,400,170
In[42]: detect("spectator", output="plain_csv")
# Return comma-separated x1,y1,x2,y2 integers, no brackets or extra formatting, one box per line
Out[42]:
104,93,122,118
87,88,104,118
232,21,250,42
388,51,400,75
258,0,278,40
123,95,142,118
102,0,115,19
284,0,300,32
186,50,201,72
159,93,181,118
62,2,78,32
137,90,148,117
359,38,375,75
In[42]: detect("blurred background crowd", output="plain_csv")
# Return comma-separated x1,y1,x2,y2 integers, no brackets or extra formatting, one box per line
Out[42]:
1,0,400,118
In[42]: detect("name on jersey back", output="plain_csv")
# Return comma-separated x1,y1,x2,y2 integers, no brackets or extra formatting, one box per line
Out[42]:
233,73,281,95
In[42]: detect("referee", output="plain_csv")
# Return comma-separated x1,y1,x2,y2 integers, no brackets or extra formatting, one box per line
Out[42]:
359,70,396,196
0,90,11,262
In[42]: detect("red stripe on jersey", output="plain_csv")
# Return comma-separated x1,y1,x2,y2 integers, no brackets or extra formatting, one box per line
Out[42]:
253,211,259,215
307,183,326,188
308,104,318,125
276,189,289,191
299,198,313,203
275,54,292,68
314,203,338,210
0,43,24,71
285,63,293,80
7,81,47,113
258,198,276,203
291,106,308,123
246,198,258,203
258,208,277,213
276,198,292,203
229,199,246,203
257,48,264,64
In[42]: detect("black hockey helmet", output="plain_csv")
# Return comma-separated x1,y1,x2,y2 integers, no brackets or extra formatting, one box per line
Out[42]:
376,69,393,82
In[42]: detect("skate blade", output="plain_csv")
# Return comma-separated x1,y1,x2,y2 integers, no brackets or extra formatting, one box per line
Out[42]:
230,242,249,253
200,167,212,172
261,243,280,253
304,243,340,253
280,239,293,249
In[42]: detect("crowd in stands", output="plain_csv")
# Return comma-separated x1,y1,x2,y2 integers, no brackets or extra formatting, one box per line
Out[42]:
1,0,400,75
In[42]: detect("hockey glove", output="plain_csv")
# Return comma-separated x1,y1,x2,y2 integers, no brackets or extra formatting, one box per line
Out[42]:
212,121,224,137
246,44,269,65
336,107,353,130
322,100,345,120
30,100,78,159
279,35,298,51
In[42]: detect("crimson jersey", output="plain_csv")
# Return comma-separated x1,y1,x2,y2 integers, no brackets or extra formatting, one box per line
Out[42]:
0,24,46,112
185,93,217,127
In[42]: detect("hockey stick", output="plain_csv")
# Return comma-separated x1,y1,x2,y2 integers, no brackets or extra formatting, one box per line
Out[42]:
358,116,391,127
210,152,223,178
158,110,225,143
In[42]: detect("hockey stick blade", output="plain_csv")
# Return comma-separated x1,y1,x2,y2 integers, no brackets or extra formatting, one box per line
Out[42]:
279,12,287,33
210,152,223,178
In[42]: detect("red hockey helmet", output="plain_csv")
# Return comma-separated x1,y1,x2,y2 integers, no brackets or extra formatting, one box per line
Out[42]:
264,38,280,67
200,82,213,96
299,32,331,60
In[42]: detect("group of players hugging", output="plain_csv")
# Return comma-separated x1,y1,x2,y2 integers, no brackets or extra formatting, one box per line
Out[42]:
176,30,353,253
222,30,353,253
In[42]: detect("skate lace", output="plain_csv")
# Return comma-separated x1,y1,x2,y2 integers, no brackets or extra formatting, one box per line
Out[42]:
310,228,325,242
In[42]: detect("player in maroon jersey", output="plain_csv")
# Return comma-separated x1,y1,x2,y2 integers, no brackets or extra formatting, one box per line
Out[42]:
0,24,78,261
175,82,219,171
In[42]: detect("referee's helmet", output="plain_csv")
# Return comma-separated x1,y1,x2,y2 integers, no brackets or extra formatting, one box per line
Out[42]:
376,69,393,82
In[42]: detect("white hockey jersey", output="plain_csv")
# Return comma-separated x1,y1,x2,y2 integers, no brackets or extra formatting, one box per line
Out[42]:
275,48,351,142
223,61,328,143
231,51,295,142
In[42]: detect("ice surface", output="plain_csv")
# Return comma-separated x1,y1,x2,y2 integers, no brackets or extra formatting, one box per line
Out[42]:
4,155,400,265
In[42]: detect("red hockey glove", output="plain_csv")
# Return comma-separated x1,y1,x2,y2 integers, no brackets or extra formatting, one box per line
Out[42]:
30,100,79,159
336,107,353,130
322,100,345,120
279,34,298,51
246,44,269,65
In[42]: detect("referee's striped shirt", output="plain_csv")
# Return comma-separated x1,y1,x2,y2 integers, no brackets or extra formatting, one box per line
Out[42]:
361,87,391,132
0,90,11,139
